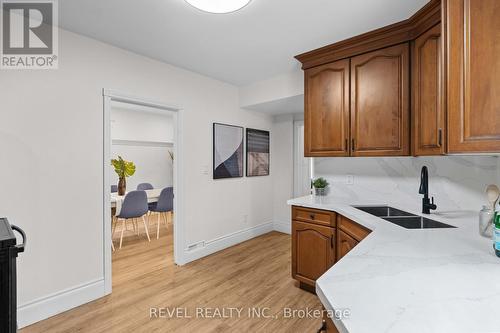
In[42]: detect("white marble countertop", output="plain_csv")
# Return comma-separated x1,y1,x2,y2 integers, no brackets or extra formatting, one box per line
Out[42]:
288,195,500,333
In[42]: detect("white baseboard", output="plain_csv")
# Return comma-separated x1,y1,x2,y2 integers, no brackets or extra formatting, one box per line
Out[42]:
183,221,274,263
18,278,105,329
18,223,275,327
273,220,291,234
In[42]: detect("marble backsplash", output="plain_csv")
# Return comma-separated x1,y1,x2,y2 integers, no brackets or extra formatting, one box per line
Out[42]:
314,156,500,212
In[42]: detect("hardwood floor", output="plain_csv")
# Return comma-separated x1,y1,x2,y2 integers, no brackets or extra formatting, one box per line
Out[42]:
21,223,323,333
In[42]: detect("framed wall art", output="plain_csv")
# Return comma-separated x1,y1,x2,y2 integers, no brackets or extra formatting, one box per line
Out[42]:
213,123,244,179
246,128,270,177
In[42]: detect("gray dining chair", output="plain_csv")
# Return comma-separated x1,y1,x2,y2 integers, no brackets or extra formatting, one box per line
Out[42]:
137,183,154,191
149,187,173,239
114,190,150,249
111,185,118,193
137,183,156,210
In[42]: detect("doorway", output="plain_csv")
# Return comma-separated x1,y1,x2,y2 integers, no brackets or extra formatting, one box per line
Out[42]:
102,90,185,294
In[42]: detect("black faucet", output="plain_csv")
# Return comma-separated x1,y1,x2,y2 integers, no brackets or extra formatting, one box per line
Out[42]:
419,166,437,214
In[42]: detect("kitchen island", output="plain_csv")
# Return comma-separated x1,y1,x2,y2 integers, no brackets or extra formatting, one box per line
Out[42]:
288,195,500,333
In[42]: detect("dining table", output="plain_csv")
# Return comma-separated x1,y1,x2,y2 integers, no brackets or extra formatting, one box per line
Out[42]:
111,188,163,215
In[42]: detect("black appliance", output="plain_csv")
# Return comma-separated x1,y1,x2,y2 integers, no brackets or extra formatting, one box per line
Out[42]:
0,218,26,333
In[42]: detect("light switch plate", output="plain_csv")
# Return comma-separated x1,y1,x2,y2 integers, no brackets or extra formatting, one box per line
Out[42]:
346,175,354,185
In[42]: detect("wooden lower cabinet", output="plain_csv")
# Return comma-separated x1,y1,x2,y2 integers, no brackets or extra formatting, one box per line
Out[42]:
291,207,372,291
337,229,358,261
292,220,335,287
321,311,340,333
293,205,336,227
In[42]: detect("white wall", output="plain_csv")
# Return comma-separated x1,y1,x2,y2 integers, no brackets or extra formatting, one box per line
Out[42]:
111,145,173,190
110,106,174,190
314,156,500,212
0,28,273,326
497,159,500,192
239,70,303,108
271,115,294,233
111,104,174,143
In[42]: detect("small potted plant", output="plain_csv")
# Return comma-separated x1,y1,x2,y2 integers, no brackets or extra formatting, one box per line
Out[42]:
111,156,136,195
312,177,329,196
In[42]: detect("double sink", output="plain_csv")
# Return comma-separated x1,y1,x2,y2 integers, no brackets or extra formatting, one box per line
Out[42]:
353,206,456,229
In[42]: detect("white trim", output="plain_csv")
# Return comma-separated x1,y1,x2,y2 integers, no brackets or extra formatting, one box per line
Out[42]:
103,89,182,111
273,220,291,234
183,222,273,263
18,279,105,328
293,120,311,197
112,139,174,147
103,95,112,294
172,109,187,265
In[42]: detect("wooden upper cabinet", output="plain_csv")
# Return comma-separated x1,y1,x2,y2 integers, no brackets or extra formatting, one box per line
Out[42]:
292,220,335,286
350,43,410,156
304,59,350,157
412,24,445,156
447,0,500,153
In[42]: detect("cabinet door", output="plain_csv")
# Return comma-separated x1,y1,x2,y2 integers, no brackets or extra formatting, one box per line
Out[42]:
412,24,445,156
292,221,335,286
447,0,500,153
304,59,350,157
322,311,340,333
350,43,410,156
336,229,358,261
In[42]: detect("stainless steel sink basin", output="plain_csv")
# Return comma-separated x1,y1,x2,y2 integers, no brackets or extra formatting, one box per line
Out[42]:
353,205,456,229
353,206,416,217
383,216,456,229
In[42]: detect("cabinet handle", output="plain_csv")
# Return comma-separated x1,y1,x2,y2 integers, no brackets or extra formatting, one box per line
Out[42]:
330,235,334,248
438,128,442,147
317,320,327,333
345,138,348,151
352,138,355,151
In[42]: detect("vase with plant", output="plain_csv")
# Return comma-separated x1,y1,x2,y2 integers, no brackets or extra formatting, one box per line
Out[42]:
312,177,329,196
111,156,136,196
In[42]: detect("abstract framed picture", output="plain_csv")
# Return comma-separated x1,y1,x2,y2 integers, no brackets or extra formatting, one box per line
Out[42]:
246,128,270,177
213,123,244,179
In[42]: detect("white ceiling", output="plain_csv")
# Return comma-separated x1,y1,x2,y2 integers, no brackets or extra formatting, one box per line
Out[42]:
59,0,429,86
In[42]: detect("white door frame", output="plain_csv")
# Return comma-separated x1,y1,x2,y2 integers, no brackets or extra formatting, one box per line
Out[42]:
102,89,186,294
293,120,312,197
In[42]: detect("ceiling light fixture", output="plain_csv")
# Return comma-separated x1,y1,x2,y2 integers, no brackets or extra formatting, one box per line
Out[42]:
185,0,252,14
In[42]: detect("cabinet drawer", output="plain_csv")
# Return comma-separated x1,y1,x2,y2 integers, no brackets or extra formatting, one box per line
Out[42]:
292,206,336,227
338,215,371,241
